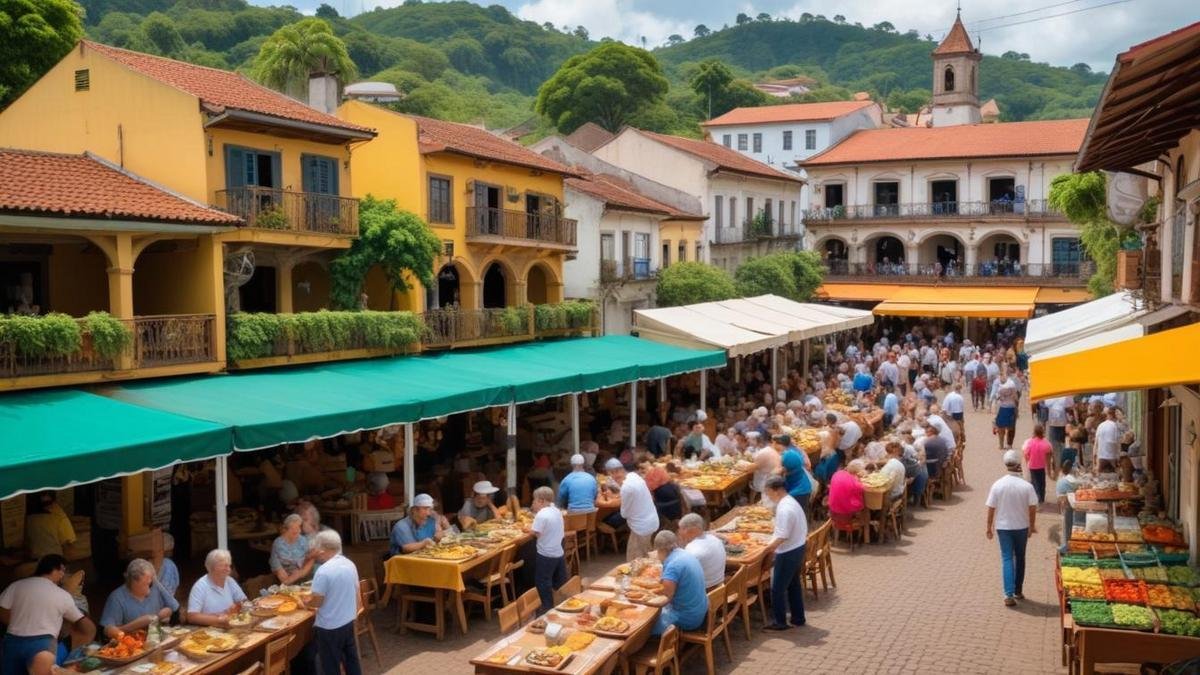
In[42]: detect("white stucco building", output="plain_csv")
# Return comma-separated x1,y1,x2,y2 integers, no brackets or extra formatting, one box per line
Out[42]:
592,128,805,273
701,99,883,169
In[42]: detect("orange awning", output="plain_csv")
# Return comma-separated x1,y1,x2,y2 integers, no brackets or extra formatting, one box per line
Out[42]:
873,286,1038,319
816,283,900,302
1029,322,1200,400
1035,287,1093,304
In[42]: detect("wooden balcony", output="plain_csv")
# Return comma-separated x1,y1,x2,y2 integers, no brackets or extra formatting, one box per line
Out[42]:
713,221,804,244
215,186,359,236
0,314,219,391
803,199,1063,224
465,207,577,250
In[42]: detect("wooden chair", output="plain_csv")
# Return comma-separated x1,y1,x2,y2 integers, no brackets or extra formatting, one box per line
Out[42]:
264,634,294,675
802,525,824,599
517,587,541,624
581,509,598,560
563,512,588,574
935,461,955,499
397,585,446,640
680,584,730,675
358,510,404,544
830,511,868,551
952,447,966,485
628,624,680,675
754,552,774,625
617,605,655,674
553,575,582,604
721,564,754,641
882,489,907,542
498,602,521,633
563,531,582,578
355,578,383,669
597,519,627,554
463,544,516,621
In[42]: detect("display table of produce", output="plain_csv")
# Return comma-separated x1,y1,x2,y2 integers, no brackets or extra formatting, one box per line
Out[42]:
383,517,534,637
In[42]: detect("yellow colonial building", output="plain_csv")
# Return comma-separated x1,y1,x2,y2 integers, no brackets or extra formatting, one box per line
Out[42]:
338,101,577,313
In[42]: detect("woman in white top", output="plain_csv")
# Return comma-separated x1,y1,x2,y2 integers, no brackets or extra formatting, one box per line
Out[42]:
187,550,247,627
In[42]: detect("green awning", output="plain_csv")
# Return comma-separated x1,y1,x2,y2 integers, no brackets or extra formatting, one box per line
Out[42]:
103,336,724,450
0,389,231,500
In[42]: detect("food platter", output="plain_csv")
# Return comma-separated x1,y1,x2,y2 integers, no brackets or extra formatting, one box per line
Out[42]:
525,647,573,671
96,632,149,666
590,615,630,636
178,630,240,660
412,544,479,561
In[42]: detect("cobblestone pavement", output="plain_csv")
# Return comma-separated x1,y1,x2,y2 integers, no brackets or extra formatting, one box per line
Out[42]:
368,405,1063,674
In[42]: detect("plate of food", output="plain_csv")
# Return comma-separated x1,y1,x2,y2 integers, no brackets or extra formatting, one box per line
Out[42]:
556,597,589,613
592,616,630,636
96,632,148,666
563,631,596,651
415,544,478,561
485,645,522,665
179,630,240,660
527,618,547,634
525,647,572,671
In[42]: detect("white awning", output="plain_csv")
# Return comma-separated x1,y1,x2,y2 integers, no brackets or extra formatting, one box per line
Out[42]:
1024,291,1146,358
633,294,874,357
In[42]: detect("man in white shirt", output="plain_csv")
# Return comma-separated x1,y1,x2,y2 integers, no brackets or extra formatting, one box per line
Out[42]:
1095,408,1122,472
881,443,908,500
985,451,1038,606
677,514,726,588
530,486,567,611
942,384,966,424
879,353,900,392
1046,396,1072,478
0,555,95,675
896,350,912,394
606,458,660,561
763,477,808,631
307,531,362,675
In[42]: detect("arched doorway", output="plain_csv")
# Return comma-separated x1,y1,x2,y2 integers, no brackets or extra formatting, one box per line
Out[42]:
482,262,506,308
979,233,1022,276
527,264,548,305
919,234,964,276
434,263,461,308
872,236,905,271
822,239,848,274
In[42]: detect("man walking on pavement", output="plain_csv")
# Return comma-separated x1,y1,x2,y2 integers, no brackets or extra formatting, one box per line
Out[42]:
985,450,1038,607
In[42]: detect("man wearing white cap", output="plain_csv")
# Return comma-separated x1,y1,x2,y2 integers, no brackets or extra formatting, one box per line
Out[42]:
606,458,659,561
557,454,598,513
389,494,446,556
985,450,1038,607
457,481,501,530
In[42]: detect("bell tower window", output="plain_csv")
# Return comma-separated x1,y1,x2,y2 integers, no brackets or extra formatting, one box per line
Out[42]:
944,66,955,92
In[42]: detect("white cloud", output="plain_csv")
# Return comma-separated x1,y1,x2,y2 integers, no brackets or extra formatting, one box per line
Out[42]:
515,0,693,48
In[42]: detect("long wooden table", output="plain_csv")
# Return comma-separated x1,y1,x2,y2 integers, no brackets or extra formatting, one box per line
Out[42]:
678,470,753,510
709,505,774,567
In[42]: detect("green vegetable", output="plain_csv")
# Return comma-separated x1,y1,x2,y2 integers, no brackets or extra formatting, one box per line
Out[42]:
1166,566,1198,586
1069,600,1114,626
1110,603,1153,629
1158,609,1200,637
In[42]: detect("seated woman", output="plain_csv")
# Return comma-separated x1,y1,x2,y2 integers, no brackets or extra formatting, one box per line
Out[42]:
827,460,869,526
101,559,178,639
366,472,395,511
186,550,247,627
269,514,313,585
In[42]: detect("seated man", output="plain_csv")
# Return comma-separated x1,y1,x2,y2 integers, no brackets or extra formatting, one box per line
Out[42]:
677,514,726,589
650,531,708,636
557,454,598,514
921,425,951,479
101,559,178,639
389,494,447,555
457,481,500,530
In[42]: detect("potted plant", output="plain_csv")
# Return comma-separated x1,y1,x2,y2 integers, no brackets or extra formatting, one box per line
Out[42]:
84,312,133,362
255,206,288,230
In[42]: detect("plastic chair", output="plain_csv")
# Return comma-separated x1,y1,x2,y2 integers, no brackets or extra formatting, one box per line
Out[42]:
680,583,730,675
629,624,680,675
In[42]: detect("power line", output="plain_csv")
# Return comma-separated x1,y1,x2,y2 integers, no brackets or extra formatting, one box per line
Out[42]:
975,0,1134,33
966,0,1090,27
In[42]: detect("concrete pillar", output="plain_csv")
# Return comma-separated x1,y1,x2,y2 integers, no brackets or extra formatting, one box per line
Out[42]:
570,394,580,454
904,243,919,268
1183,205,1196,304
1162,192,1176,300
276,262,294,314
700,370,707,412
203,238,226,367
106,234,136,370
771,347,779,394
548,282,565,304
628,382,637,450
965,244,979,271
215,456,228,550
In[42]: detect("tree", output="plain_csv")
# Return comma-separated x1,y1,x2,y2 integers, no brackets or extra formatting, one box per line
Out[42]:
535,42,668,133
886,88,930,114
1001,50,1030,61
315,3,338,19
573,25,588,40
781,251,824,300
666,34,684,46
872,21,895,33
251,18,357,99
0,0,82,107
799,12,814,23
1070,62,1093,75
655,262,736,307
140,12,186,56
735,255,797,299
688,58,732,117
443,36,487,74
833,14,846,23
329,196,441,310
756,12,771,22
735,12,751,25
693,24,710,38
1049,172,1137,297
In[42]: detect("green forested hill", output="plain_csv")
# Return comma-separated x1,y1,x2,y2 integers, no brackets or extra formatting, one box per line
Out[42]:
68,0,1103,132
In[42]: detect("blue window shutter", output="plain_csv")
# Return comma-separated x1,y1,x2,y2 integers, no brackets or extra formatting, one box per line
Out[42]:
225,147,246,189
269,152,281,189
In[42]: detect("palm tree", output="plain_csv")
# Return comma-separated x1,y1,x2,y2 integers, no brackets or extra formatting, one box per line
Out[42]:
251,18,357,99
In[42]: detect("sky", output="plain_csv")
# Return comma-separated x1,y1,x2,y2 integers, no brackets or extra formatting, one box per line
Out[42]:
297,0,1200,72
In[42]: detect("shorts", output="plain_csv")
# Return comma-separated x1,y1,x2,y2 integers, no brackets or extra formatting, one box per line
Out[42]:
1048,426,1067,443
2,634,55,674
994,406,1017,429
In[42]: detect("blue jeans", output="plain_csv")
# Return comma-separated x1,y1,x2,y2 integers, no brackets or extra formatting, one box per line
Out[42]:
996,529,1029,597
2,634,55,675
770,545,806,626
316,621,361,675
535,553,567,611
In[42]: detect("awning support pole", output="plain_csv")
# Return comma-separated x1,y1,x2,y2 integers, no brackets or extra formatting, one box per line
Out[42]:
215,456,228,551
570,393,580,454
628,382,637,450
404,423,415,507
803,339,811,373
700,370,707,412
507,402,517,492
771,346,779,394
735,355,741,383
659,378,666,403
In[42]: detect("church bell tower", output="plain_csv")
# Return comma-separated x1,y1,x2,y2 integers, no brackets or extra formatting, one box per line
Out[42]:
931,11,982,127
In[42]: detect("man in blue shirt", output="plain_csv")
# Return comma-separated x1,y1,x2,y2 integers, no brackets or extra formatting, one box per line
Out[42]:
557,454,598,513
389,493,445,556
882,389,899,429
651,531,708,636
307,530,362,675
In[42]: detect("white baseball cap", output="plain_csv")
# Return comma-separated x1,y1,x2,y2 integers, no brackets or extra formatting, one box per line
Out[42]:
605,458,624,471
473,480,500,495
413,493,435,508
1002,450,1022,468
570,453,585,465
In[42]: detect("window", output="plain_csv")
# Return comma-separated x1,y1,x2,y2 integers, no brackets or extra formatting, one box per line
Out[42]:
782,131,793,151
301,154,340,194
600,232,615,261
74,69,90,92
737,134,748,151
752,133,762,153
988,177,1017,214
722,134,732,148
930,179,958,214
1051,237,1083,275
745,198,754,224
805,129,817,150
695,241,702,262
662,241,671,268
427,175,452,223
633,233,651,278
873,181,899,216
225,146,280,190
729,197,737,230
678,241,687,263
824,183,845,208
790,201,796,226
944,66,955,92
764,198,773,225
714,195,723,228
778,200,785,228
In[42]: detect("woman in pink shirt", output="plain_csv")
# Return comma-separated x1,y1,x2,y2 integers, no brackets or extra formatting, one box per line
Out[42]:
827,460,867,517
1023,424,1053,503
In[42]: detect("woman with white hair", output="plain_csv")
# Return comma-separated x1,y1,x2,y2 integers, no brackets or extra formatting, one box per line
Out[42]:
270,514,314,585
100,558,178,639
186,549,247,627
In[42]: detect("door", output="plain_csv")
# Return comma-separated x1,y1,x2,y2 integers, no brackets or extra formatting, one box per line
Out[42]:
475,183,501,235
301,154,340,233
225,146,281,223
930,180,957,214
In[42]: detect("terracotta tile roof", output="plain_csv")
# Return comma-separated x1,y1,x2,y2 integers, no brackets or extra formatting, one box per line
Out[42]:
411,115,577,175
566,173,703,219
1119,19,1200,63
933,15,977,55
0,149,240,225
702,100,875,127
635,130,803,184
801,119,1090,166
81,41,372,136
565,122,616,152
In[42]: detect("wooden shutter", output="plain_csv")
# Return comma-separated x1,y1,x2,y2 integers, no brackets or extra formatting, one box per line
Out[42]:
225,146,247,189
